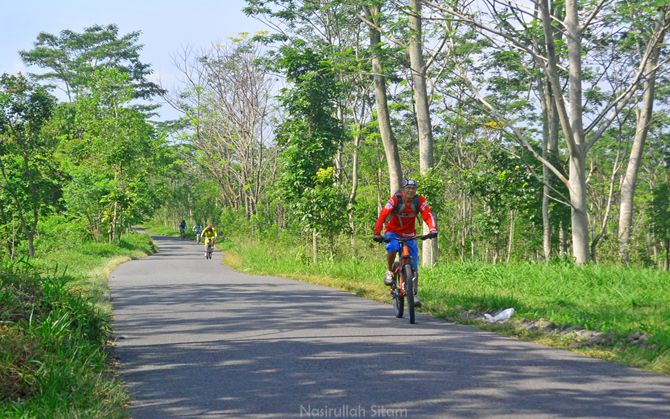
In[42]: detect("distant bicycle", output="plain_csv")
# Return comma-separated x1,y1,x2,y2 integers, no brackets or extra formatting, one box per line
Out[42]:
205,238,214,260
179,219,186,239
193,224,203,243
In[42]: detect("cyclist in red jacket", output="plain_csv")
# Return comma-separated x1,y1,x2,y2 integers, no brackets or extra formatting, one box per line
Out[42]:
373,178,438,307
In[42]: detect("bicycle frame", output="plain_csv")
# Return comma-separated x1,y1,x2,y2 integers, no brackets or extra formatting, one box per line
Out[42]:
393,241,413,298
205,237,215,259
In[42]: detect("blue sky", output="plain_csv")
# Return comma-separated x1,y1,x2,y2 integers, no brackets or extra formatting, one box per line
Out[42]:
0,0,266,120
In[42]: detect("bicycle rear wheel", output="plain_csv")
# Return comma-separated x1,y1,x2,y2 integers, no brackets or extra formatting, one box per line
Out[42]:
404,264,415,324
391,261,403,318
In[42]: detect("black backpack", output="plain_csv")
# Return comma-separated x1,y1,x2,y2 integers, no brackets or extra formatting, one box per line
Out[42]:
392,191,420,225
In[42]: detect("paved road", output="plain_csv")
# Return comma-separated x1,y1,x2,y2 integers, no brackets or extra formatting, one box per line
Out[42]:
110,235,670,418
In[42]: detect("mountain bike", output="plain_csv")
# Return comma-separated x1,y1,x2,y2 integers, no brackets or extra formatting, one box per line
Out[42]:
205,238,214,259
378,234,434,324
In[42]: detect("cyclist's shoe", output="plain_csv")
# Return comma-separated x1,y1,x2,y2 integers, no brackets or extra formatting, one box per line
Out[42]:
384,270,394,286
413,295,421,308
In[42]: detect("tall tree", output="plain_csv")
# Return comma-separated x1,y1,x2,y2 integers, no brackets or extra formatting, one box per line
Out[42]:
274,41,347,259
57,68,166,242
618,5,670,263
168,42,277,217
363,4,403,193
20,24,164,109
426,0,669,264
0,74,57,257
407,0,438,266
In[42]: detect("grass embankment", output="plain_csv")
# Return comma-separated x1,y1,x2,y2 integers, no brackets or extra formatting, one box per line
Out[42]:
225,237,670,375
0,228,154,418
140,222,178,237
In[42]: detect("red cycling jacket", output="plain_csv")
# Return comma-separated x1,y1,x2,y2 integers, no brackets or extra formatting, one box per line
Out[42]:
374,193,437,238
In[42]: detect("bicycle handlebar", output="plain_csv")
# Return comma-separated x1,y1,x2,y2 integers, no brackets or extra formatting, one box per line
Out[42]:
375,233,437,243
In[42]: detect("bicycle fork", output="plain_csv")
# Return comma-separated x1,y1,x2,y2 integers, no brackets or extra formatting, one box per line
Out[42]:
392,244,412,298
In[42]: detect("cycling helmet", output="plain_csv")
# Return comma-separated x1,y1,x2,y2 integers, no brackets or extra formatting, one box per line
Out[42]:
402,178,418,188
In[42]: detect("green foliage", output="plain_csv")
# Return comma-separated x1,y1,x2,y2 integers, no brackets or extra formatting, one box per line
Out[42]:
650,182,670,240
274,41,348,237
457,140,541,247
0,73,59,258
20,24,164,105
0,245,138,415
416,168,446,216
55,68,169,243
298,168,350,239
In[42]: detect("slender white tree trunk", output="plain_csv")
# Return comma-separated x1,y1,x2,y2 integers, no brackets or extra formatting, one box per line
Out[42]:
408,0,438,267
564,0,590,264
540,0,590,263
618,16,667,262
365,6,403,193
507,209,516,263
568,152,590,264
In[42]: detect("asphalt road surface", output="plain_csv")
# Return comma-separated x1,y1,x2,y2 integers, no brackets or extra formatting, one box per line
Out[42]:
110,235,670,418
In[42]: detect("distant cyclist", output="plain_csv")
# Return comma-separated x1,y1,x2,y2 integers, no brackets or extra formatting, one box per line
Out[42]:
179,219,187,238
201,225,218,254
193,223,203,243
373,178,438,307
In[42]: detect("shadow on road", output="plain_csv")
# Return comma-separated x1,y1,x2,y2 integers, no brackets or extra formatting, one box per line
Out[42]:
111,235,670,418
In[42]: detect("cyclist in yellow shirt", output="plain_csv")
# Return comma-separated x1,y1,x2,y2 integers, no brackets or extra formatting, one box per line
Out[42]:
201,225,218,258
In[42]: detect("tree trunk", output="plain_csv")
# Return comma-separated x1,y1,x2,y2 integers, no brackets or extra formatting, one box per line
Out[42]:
568,152,590,264
541,0,590,263
26,231,35,258
408,0,438,267
565,0,590,264
335,106,345,187
312,229,318,264
591,150,621,261
365,5,403,193
540,77,560,261
507,209,516,263
459,194,466,261
349,133,362,255
559,220,568,256
618,17,667,262
109,201,118,244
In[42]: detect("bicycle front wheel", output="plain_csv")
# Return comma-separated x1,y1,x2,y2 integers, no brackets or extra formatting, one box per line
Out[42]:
391,261,403,318
404,264,415,324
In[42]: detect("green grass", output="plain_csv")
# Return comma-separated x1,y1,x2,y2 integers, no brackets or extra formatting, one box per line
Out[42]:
140,221,200,240
138,222,178,237
0,228,154,418
225,237,670,375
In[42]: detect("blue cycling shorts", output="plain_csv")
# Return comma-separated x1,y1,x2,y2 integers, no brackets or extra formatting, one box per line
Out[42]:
384,232,418,270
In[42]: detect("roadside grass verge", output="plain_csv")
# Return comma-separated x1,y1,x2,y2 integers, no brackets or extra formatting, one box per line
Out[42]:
140,222,195,240
0,225,154,417
225,237,670,375
138,222,178,237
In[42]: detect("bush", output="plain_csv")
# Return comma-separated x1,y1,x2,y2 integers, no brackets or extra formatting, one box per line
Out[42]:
0,262,116,412
36,215,89,254
0,326,40,402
